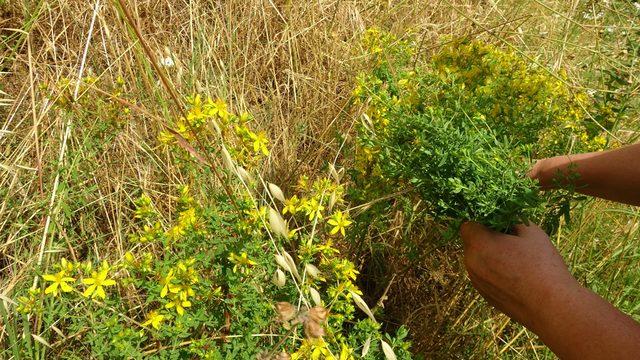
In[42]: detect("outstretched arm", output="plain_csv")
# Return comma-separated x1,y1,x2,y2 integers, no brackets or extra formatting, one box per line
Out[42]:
460,222,640,359
530,143,640,206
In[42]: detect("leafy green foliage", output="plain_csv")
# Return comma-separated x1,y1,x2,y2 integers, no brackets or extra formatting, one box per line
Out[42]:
428,40,607,156
352,30,609,232
10,184,412,359
377,110,543,230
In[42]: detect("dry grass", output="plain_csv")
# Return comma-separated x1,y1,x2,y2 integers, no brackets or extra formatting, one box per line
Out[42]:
2,0,639,358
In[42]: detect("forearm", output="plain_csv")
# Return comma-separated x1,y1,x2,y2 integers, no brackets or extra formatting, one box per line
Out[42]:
531,143,640,206
531,282,640,359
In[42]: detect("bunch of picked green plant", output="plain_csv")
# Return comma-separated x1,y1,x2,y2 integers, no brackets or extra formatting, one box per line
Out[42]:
351,29,613,232
4,94,412,359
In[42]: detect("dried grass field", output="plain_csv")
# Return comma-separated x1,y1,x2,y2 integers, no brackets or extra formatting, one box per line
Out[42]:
1,0,639,358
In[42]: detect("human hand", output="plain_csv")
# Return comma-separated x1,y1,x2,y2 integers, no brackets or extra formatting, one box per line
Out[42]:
459,222,581,332
529,145,640,206
528,157,569,189
528,158,547,184
461,222,640,358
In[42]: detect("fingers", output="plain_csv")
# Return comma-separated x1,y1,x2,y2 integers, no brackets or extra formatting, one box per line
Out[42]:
512,223,547,239
527,159,543,181
460,221,500,251
460,222,502,274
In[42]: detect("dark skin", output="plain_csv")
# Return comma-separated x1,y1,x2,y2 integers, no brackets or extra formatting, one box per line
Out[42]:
460,143,640,359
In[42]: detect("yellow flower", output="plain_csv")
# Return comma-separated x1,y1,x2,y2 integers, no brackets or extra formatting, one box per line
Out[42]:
311,339,333,360
327,211,352,237
82,263,116,299
142,310,166,330
160,269,180,298
175,120,190,137
59,258,74,272
246,206,267,224
315,239,340,256
178,208,197,227
165,295,191,316
186,95,205,126
304,198,325,221
187,108,204,125
249,131,269,156
207,98,230,120
42,270,75,297
177,284,195,301
228,252,257,274
339,344,354,360
282,195,300,215
166,224,185,241
176,259,199,284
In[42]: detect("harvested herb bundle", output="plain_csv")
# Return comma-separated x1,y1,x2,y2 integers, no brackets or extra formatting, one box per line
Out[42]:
375,109,544,231
353,32,611,232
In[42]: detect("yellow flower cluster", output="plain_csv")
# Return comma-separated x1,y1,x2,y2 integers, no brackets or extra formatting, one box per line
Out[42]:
355,31,610,174
291,338,355,360
158,95,270,166
159,259,199,316
279,176,352,239
228,252,257,274
131,187,201,244
40,259,117,300
238,206,268,234
281,177,349,234
166,207,198,242
362,27,414,67
431,39,609,155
